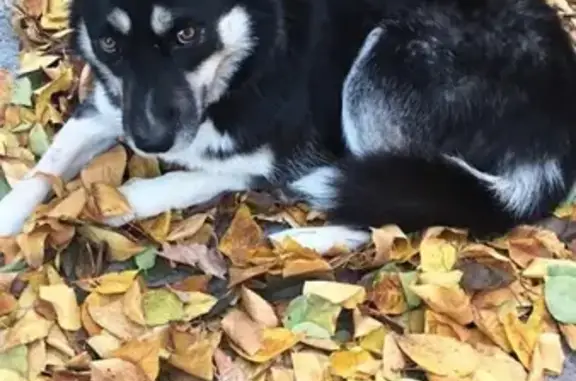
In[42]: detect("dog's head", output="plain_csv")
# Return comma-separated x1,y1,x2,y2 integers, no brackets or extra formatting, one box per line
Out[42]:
70,0,259,154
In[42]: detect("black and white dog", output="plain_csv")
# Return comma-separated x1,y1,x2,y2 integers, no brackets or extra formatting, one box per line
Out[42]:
1,0,576,252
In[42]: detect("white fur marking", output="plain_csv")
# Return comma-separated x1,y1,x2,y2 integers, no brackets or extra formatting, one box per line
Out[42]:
107,8,131,35
446,155,564,216
342,27,405,157
268,226,370,254
107,171,250,225
290,166,340,209
77,22,122,97
151,5,173,35
185,6,254,105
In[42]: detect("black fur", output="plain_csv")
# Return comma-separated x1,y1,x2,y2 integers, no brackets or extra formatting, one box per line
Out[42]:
69,0,576,237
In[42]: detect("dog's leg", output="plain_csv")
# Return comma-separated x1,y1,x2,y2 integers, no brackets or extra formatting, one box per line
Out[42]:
267,166,370,254
0,85,123,236
105,171,250,226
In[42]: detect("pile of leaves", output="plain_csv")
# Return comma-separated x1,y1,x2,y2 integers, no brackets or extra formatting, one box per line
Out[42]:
2,1,576,381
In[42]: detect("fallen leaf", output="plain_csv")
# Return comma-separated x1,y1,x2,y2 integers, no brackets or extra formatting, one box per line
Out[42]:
303,281,366,309
283,294,341,340
420,237,458,273
90,183,132,218
0,291,18,316
86,332,122,358
122,280,146,325
167,213,209,242
329,347,379,379
411,284,473,325
291,351,330,381
544,263,576,323
537,332,565,375
382,333,406,380
368,269,408,315
39,284,81,331
134,248,157,272
395,334,479,378
81,145,127,187
176,291,217,321
142,289,184,326
499,302,543,368
160,243,227,279
241,286,279,328
27,339,46,380
90,358,148,381
352,308,383,338
78,226,145,261
88,299,145,340
168,337,217,380
222,309,263,356
0,369,26,381
93,270,139,295
371,225,417,264
0,345,28,378
214,349,248,381
112,334,162,381
3,310,53,350
218,204,265,265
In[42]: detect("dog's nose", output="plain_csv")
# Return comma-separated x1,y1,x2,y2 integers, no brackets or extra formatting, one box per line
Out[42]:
131,132,175,154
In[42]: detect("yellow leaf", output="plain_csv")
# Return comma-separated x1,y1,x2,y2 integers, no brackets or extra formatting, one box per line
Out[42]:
18,52,59,75
0,369,26,381
232,328,300,363
128,155,161,179
241,286,279,328
359,327,387,354
303,281,366,309
78,225,145,261
88,299,145,341
499,303,542,368
396,334,480,378
168,338,217,381
167,213,208,242
90,183,132,218
34,64,74,119
218,204,264,265
537,333,565,375
81,145,127,188
39,284,81,331
291,351,331,381
123,280,146,326
369,272,408,315
86,332,122,358
93,270,139,295
112,334,162,381
420,237,457,273
371,225,418,264
27,339,46,380
411,284,473,325
382,333,407,380
352,308,383,338
222,309,263,356
46,324,75,356
138,212,171,242
3,310,53,350
329,347,379,379
179,291,218,321
16,229,49,268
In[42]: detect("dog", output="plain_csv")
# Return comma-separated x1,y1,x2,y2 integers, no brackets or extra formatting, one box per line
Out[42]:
1,0,576,253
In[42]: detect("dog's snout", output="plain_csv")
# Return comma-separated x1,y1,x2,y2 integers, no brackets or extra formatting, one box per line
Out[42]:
131,130,175,153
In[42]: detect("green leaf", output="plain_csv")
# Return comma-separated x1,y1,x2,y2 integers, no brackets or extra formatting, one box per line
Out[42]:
399,271,421,309
545,273,576,324
134,247,157,272
0,259,28,274
0,345,28,377
29,124,51,157
143,289,184,326
11,122,33,133
0,175,11,202
11,77,32,106
548,264,576,278
282,294,341,339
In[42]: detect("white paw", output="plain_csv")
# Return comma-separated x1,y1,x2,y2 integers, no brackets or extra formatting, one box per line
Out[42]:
268,226,370,254
103,211,136,227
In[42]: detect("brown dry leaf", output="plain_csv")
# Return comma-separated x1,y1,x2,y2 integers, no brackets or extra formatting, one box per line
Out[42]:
127,155,161,179
112,334,162,381
27,339,47,380
90,183,132,218
3,310,53,350
368,272,408,315
537,332,565,375
81,145,127,188
78,225,145,261
371,225,418,264
395,334,480,378
93,270,139,295
90,358,148,381
291,351,331,381
303,281,366,309
425,310,471,342
138,212,171,242
47,187,87,219
160,243,227,279
0,272,18,292
218,204,265,265
39,284,81,331
168,337,217,381
47,324,76,356
382,333,407,380
17,229,49,268
167,213,208,241
241,286,279,328
214,348,248,381
231,328,300,363
221,309,263,356
471,307,512,352
123,280,146,326
411,284,473,325
81,293,107,336
0,292,18,316
88,299,145,341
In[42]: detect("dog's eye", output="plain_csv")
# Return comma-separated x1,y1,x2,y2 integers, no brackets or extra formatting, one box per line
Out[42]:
176,27,196,44
99,36,117,53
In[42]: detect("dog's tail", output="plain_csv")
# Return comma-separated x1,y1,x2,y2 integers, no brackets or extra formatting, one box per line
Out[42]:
326,153,567,238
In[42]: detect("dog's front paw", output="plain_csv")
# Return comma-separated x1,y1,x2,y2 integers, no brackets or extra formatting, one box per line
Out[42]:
0,191,35,237
103,211,137,227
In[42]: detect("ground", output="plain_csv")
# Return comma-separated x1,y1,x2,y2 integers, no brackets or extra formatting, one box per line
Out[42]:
2,1,576,381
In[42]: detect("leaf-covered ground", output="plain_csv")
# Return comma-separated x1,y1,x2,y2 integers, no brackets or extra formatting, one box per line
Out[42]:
2,1,576,381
